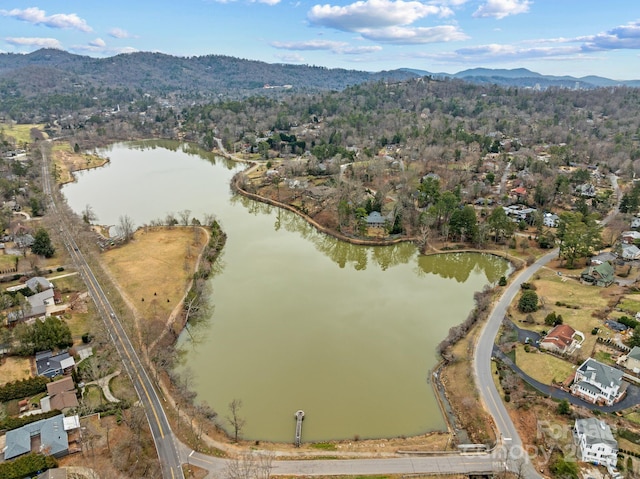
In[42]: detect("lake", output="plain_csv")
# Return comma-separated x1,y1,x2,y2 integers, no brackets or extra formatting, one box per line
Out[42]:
62,140,510,442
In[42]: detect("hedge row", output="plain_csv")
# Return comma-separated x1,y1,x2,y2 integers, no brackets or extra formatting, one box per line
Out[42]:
0,377,49,402
0,410,61,432
0,453,57,479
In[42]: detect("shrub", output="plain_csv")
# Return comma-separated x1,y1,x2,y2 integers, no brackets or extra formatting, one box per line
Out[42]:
0,376,49,402
0,453,57,479
498,276,507,286
518,290,539,313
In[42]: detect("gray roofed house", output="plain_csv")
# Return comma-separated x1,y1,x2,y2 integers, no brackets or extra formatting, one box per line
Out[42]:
37,470,68,479
366,212,387,227
4,414,69,460
591,251,618,265
27,288,55,315
622,244,640,261
14,234,35,248
26,276,53,293
624,346,640,373
571,358,625,406
574,418,618,467
36,351,75,378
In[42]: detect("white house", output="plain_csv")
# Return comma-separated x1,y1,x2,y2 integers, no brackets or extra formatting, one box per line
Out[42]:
621,244,640,261
621,231,640,244
631,217,640,229
543,213,560,228
574,418,618,468
571,358,625,406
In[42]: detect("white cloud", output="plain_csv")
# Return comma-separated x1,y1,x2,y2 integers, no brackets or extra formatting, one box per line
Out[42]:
473,0,531,19
89,38,106,48
579,20,640,51
360,24,468,44
274,53,306,62
70,42,138,56
0,7,92,32
272,39,349,50
5,37,63,49
308,0,452,32
108,27,135,39
271,39,382,54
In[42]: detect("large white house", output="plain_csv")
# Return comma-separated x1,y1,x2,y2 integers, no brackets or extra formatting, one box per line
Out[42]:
571,358,625,406
574,418,618,468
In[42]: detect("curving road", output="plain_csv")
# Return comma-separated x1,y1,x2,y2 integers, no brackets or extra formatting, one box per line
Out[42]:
41,138,622,479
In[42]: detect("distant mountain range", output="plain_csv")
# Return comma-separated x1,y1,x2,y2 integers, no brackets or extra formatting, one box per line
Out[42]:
401,67,640,89
0,49,638,100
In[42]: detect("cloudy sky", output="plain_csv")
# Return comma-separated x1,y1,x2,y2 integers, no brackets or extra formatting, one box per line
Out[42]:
1,0,639,79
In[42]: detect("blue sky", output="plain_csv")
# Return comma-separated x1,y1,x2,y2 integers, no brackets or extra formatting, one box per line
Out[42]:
1,1,639,79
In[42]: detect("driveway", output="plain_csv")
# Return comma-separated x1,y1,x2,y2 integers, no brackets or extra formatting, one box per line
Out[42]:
493,347,640,412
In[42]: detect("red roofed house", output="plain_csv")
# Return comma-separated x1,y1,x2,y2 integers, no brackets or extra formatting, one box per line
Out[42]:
510,186,527,198
540,324,584,355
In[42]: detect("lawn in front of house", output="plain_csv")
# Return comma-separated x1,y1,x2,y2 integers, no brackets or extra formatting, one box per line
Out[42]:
514,344,577,385
0,356,32,386
509,268,612,358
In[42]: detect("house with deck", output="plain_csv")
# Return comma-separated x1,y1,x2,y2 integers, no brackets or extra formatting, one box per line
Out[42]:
539,324,584,355
571,358,625,406
580,261,615,287
574,418,618,467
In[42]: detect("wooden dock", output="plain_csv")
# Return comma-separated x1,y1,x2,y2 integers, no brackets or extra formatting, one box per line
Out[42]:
294,410,305,447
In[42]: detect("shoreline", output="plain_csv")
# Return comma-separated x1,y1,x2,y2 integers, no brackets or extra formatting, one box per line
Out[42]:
82,139,517,452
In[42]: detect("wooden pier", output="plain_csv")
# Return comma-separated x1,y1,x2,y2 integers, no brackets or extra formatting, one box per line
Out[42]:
294,410,305,447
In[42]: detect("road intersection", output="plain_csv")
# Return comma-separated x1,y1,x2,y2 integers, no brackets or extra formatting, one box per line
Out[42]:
43,140,620,479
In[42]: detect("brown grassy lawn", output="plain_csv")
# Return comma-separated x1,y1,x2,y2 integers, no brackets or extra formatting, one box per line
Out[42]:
109,374,138,403
101,226,208,326
0,253,18,270
0,123,46,144
0,356,32,385
618,295,640,315
619,438,640,455
66,311,91,342
509,268,612,358
52,141,109,185
514,345,576,384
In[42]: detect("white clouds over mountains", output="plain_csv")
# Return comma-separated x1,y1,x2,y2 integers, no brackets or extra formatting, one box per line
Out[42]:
0,7,92,32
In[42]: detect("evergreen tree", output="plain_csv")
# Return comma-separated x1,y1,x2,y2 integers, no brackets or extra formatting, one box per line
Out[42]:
31,228,55,258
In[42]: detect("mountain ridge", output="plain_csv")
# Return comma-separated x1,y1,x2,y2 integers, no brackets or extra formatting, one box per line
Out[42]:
1,49,639,99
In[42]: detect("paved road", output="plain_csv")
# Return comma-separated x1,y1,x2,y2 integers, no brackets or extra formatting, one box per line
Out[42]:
41,139,623,479
40,143,185,479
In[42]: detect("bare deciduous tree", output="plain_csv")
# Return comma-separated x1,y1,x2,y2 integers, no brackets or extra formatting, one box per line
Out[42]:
227,398,246,443
117,214,135,242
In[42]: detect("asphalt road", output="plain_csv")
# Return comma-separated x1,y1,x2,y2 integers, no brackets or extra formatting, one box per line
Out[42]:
41,139,622,479
41,143,185,479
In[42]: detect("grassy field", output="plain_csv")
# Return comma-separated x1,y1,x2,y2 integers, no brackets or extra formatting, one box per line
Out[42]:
619,296,640,315
0,357,32,385
510,268,612,358
0,254,18,271
109,374,137,403
82,384,106,409
52,141,109,184
102,226,208,331
514,344,577,384
0,123,46,144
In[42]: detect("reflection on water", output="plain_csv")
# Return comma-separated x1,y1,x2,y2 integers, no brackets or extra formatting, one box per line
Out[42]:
63,140,511,442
